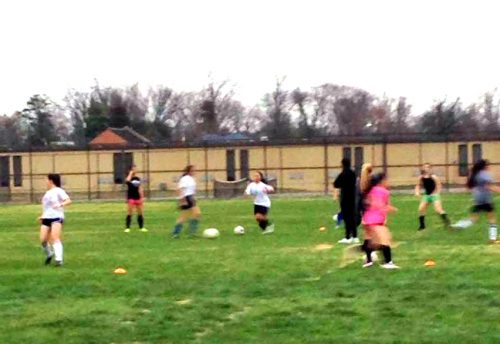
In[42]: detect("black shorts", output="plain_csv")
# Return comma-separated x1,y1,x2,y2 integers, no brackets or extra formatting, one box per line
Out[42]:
180,195,196,210
41,218,64,227
254,205,269,215
472,204,494,213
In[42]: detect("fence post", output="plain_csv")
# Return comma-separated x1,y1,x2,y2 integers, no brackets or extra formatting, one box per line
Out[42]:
278,147,284,192
146,145,151,200
445,139,450,192
29,147,34,203
382,135,388,174
323,140,329,195
96,152,100,200
204,145,209,198
263,142,268,174
87,147,91,201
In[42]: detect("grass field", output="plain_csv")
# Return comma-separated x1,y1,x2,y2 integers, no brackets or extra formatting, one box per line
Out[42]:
1,194,499,344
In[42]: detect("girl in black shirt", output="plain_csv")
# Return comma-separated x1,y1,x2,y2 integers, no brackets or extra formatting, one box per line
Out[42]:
124,166,147,233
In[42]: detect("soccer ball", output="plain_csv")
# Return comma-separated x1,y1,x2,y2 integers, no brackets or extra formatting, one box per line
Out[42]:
203,228,220,239
234,225,245,235
332,214,338,222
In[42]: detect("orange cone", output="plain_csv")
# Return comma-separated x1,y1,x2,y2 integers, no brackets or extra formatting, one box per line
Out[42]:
424,260,436,267
114,267,127,274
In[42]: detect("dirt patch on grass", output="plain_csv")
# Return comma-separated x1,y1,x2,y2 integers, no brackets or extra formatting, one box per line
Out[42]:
312,243,334,251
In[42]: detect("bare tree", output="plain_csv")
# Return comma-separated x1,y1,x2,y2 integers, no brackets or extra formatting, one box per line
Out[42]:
262,78,293,139
480,91,500,130
333,87,373,135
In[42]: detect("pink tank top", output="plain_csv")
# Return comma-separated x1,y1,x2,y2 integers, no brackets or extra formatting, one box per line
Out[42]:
362,186,390,225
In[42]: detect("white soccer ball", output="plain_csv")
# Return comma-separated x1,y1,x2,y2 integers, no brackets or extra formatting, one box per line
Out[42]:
332,214,338,222
234,225,245,235
203,228,220,239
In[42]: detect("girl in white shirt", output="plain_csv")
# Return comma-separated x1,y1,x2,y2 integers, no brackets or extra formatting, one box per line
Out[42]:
245,171,275,234
39,174,71,266
172,165,201,238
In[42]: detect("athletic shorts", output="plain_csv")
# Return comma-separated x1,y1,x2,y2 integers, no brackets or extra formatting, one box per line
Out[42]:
41,218,64,227
127,199,143,206
422,194,440,203
472,203,494,213
254,205,269,215
180,195,196,210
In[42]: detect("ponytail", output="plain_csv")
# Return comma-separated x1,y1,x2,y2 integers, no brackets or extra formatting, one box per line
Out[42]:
258,171,268,184
360,163,373,195
467,159,488,189
365,172,386,195
183,165,194,176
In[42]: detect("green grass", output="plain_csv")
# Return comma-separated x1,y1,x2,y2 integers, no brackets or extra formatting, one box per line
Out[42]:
0,194,499,344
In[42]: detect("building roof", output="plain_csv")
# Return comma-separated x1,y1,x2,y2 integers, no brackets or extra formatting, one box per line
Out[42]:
90,127,151,147
201,133,250,143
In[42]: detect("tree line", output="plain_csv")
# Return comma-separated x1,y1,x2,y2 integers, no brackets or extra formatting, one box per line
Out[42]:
1,79,499,149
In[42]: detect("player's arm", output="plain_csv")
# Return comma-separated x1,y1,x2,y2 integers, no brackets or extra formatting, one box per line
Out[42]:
139,185,145,201
333,187,339,201
487,183,500,193
433,175,442,194
126,166,136,183
415,176,422,196
264,184,275,193
55,195,72,208
244,183,253,196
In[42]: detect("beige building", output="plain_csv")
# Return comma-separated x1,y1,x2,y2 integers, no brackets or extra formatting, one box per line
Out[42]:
0,135,498,202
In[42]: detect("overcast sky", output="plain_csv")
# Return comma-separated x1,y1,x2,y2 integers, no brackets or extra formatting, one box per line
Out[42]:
1,0,499,115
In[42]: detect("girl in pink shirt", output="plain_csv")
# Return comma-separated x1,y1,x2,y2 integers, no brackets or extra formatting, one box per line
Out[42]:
361,171,399,269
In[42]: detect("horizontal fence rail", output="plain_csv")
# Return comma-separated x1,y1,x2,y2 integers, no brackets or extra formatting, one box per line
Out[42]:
0,137,498,203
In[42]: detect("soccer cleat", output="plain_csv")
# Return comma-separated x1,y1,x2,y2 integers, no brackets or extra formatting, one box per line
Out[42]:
45,255,53,266
352,237,360,244
140,228,149,233
337,238,353,244
124,228,130,233
418,226,425,231
172,234,180,239
262,224,275,235
54,261,63,267
362,261,374,268
381,262,400,269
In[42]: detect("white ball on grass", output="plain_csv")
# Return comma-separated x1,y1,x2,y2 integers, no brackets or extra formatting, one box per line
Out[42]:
234,225,245,235
202,228,220,239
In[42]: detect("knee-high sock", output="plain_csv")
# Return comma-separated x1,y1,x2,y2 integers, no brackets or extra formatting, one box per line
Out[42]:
489,223,497,241
41,241,53,257
53,240,63,262
138,215,144,229
440,213,450,225
173,223,183,235
362,240,373,263
126,215,132,228
189,219,199,234
419,216,425,229
381,245,392,264
258,219,268,230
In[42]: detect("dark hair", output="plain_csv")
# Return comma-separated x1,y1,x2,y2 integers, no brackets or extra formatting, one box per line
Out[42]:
467,159,489,189
183,165,194,176
341,158,351,169
257,171,267,184
48,174,61,187
365,172,387,195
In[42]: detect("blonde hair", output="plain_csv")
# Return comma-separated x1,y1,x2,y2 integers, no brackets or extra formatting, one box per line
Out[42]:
360,163,373,195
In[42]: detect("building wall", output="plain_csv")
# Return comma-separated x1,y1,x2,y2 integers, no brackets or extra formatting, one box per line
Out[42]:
1,140,498,201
